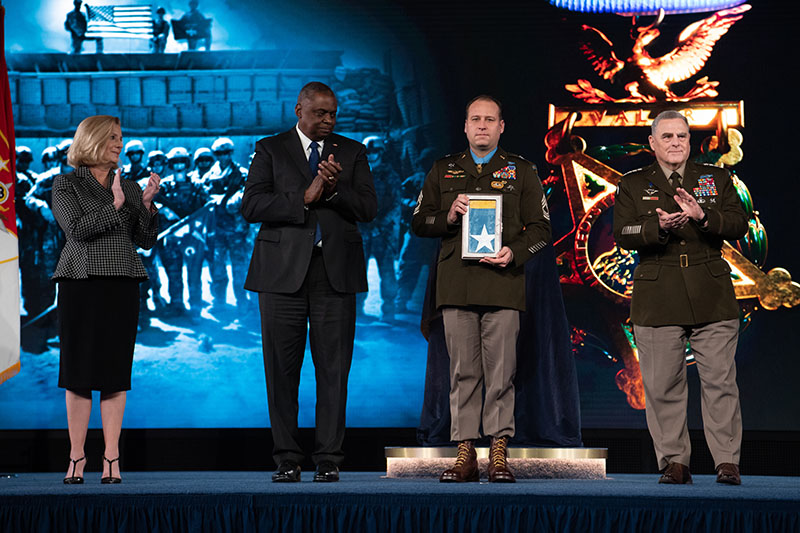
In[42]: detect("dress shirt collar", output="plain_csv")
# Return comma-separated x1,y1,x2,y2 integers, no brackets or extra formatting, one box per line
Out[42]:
295,123,325,160
658,161,687,183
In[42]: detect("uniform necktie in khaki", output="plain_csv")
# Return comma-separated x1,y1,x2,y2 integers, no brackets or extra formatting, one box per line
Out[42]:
476,163,483,173
669,171,682,188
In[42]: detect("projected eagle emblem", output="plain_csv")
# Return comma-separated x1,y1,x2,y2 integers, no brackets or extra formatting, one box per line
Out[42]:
567,4,751,103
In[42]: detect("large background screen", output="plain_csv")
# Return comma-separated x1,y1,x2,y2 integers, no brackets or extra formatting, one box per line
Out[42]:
2,0,798,432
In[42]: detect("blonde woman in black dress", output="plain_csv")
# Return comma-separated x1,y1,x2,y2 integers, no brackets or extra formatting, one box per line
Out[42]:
52,115,160,484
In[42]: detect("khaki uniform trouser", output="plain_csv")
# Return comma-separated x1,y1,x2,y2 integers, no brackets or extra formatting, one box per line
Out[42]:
442,306,519,442
634,319,742,470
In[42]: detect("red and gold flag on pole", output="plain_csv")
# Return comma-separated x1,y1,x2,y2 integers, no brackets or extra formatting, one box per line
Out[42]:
0,4,21,385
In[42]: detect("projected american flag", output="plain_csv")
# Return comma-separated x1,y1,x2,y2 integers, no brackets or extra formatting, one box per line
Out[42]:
86,5,153,39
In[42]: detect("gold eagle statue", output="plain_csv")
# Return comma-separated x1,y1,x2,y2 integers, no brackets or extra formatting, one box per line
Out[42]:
567,4,751,103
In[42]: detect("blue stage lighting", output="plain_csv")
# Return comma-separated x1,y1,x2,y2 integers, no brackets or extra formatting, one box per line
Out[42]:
547,0,748,14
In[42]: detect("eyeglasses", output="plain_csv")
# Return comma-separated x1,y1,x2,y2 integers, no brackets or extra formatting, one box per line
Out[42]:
214,149,233,156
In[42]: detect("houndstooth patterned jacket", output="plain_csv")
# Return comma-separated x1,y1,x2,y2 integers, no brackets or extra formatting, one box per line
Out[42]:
51,166,159,280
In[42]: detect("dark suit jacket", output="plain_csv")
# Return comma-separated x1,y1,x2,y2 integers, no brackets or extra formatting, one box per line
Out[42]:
241,129,377,294
613,160,748,326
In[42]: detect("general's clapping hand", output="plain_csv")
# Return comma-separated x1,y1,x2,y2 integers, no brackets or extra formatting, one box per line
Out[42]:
673,188,705,222
655,208,689,231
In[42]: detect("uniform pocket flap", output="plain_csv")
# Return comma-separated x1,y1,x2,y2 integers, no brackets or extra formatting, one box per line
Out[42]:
257,229,280,242
634,263,660,281
445,181,468,192
706,259,732,277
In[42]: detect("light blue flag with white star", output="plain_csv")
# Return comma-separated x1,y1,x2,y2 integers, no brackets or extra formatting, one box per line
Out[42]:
467,199,498,255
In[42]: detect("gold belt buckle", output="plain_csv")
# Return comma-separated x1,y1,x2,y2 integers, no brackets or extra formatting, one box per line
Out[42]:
680,254,689,268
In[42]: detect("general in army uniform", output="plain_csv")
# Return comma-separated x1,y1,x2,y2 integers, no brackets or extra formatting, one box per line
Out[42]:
613,110,748,486
412,95,551,483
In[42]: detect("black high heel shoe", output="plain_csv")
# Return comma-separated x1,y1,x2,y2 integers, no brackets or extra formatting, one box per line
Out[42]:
63,456,86,485
101,455,122,484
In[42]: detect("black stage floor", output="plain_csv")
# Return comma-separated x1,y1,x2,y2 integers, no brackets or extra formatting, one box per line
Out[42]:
2,472,799,532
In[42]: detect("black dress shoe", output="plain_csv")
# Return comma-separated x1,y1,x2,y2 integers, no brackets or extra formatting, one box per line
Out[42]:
313,461,340,482
272,461,301,482
63,456,86,485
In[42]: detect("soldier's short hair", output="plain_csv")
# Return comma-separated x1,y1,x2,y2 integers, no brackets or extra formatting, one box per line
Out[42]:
68,115,121,168
465,95,503,120
298,81,335,104
651,110,689,136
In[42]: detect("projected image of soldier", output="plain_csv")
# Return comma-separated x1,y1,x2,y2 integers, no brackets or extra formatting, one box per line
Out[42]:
137,150,171,324
151,7,170,53
204,137,251,313
396,148,438,314
64,0,87,54
23,140,75,343
41,146,59,173
122,140,150,182
15,146,36,194
189,147,214,183
55,139,74,175
174,0,212,51
23,147,66,349
15,147,38,318
159,147,210,317
356,135,400,322
31,141,75,210
147,149,168,177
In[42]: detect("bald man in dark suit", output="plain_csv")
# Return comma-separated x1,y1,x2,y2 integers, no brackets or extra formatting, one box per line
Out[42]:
241,82,377,483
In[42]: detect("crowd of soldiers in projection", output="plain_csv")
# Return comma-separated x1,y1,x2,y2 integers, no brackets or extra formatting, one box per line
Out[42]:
14,132,437,353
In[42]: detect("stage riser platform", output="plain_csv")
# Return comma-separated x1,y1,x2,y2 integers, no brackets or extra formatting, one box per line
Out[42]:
2,472,797,533
385,447,607,479
387,458,606,479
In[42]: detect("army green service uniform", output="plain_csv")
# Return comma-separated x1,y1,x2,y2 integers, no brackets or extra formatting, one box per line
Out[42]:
412,148,551,441
613,160,748,471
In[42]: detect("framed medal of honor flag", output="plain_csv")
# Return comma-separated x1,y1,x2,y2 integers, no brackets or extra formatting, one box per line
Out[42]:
462,194,503,259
